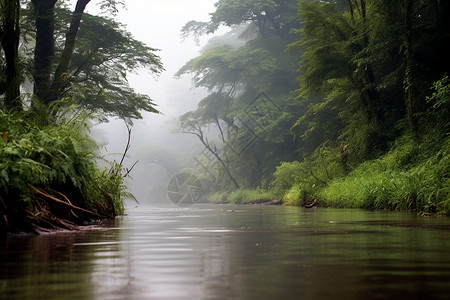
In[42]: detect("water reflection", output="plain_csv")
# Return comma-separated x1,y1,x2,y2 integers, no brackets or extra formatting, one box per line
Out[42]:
1,205,450,299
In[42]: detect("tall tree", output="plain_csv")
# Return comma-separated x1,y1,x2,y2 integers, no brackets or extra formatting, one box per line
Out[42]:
1,0,163,122
402,0,417,135
31,0,58,102
31,0,91,104
46,0,90,104
0,0,21,111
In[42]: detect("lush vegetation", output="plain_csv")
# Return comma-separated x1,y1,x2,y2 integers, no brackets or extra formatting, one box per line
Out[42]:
178,0,450,214
0,109,131,233
1,0,162,234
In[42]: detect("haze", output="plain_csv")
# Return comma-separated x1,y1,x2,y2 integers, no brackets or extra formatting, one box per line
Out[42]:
87,1,220,203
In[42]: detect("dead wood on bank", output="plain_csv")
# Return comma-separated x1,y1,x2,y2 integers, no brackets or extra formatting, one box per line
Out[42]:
14,184,113,234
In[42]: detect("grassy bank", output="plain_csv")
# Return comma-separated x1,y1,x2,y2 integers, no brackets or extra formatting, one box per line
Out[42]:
203,133,449,214
207,188,278,204
201,76,450,215
318,135,450,213
0,110,130,235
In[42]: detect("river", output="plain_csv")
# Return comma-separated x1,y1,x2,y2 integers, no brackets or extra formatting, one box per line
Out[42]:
1,204,450,300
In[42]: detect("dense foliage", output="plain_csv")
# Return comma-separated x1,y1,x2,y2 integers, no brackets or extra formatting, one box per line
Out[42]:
178,0,450,213
1,0,163,121
177,0,304,191
0,109,131,234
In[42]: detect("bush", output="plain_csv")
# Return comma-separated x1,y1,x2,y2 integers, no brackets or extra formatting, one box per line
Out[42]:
271,161,304,196
282,184,304,206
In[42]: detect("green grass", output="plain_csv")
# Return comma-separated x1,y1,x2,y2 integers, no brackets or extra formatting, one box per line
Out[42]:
206,188,277,204
318,135,450,213
205,133,449,214
282,184,304,206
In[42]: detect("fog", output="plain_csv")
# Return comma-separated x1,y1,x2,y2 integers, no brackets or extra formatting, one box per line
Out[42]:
87,1,223,204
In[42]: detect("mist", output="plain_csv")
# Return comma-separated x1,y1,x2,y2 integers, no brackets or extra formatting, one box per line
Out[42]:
87,1,222,204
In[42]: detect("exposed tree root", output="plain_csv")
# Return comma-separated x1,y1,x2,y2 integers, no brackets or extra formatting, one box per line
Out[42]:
29,184,103,218
305,199,318,208
22,184,111,234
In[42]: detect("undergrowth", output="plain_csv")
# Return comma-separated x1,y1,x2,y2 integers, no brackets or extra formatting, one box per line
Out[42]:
0,110,131,234
197,76,450,214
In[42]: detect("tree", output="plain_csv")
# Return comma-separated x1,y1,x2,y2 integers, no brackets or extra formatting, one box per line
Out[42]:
181,0,300,42
59,12,162,120
289,1,375,160
0,0,21,111
31,0,58,102
177,0,303,189
178,110,240,189
289,0,450,162
1,0,163,122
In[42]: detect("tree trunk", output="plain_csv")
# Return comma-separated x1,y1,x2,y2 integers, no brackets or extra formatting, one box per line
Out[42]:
437,0,450,28
403,0,418,135
32,0,57,102
1,0,22,111
347,0,380,125
46,0,91,104
359,0,380,125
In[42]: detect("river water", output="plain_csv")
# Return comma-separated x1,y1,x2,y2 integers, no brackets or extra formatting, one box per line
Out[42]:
1,204,450,300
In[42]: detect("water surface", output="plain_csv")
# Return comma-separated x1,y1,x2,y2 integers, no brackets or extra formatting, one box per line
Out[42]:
1,204,450,299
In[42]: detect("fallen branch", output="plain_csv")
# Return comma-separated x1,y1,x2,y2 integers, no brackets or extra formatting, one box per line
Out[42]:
305,199,318,208
28,184,103,218
50,188,79,218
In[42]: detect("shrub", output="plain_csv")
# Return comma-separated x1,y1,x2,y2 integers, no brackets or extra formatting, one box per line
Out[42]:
271,161,304,196
282,184,304,206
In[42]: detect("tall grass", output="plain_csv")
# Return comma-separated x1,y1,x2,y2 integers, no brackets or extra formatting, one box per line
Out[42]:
319,135,450,213
269,76,450,214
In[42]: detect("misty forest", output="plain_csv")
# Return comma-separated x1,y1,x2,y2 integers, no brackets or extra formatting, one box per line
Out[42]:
1,0,450,235
174,0,450,213
2,1,450,299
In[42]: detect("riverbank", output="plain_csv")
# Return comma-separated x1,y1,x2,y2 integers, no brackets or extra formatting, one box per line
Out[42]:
204,131,450,215
0,111,127,236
